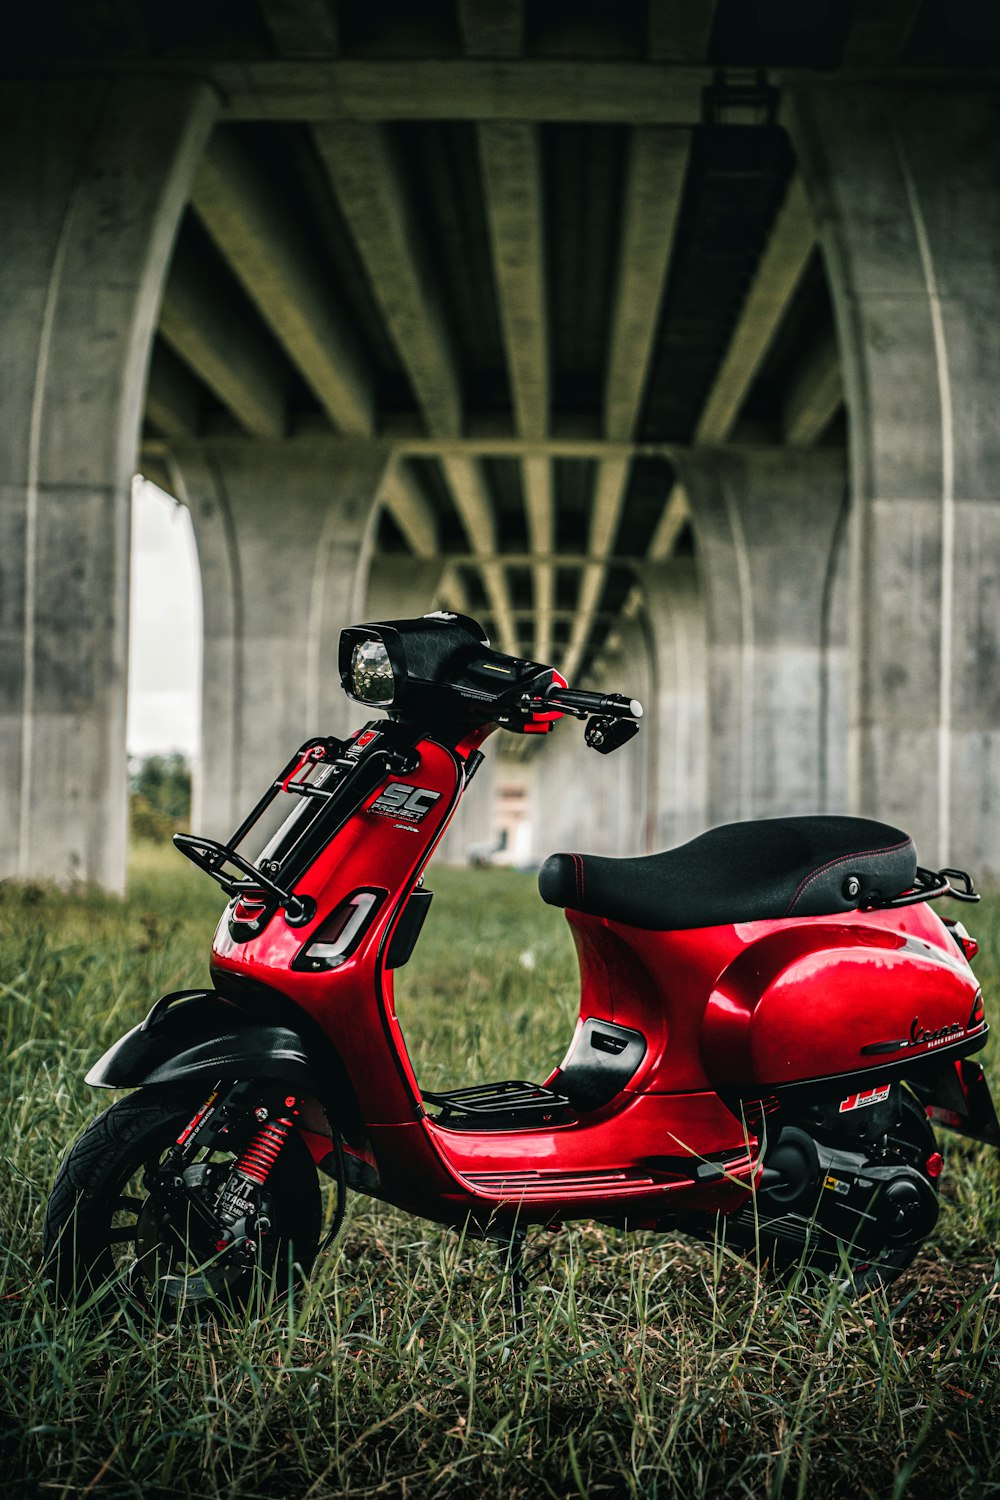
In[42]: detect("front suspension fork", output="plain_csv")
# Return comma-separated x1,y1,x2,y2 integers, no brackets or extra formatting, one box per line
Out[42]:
156,1084,302,1254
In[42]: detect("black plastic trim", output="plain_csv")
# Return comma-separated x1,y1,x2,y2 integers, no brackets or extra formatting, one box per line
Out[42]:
386,889,433,969
552,1017,647,1111
85,994,317,1094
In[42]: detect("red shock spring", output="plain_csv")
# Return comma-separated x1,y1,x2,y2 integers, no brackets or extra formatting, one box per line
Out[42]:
235,1098,299,1187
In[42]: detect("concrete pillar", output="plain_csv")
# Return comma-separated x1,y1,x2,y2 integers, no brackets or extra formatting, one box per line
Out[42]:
789,86,1000,874
676,447,848,826
363,555,444,622
169,441,389,837
639,559,709,850
0,80,216,889
528,617,652,861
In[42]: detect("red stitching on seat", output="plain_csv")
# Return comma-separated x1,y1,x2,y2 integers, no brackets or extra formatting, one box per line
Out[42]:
571,853,585,905
785,838,912,915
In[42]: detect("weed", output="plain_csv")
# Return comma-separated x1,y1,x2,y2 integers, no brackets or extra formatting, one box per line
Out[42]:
1,847,999,1497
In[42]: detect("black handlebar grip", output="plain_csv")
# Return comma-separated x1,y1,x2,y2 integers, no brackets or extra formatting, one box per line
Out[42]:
545,687,643,719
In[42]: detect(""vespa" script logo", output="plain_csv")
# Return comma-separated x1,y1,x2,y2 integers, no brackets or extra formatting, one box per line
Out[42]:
860,1015,965,1056
909,1016,963,1048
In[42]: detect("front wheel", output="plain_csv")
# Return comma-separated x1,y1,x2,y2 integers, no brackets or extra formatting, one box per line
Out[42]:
43,1085,322,1317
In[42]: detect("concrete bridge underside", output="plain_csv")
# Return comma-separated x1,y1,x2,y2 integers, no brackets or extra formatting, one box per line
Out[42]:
2,1,1000,888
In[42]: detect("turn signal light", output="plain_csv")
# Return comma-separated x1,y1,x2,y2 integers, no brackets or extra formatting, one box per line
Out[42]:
292,890,383,972
946,919,979,963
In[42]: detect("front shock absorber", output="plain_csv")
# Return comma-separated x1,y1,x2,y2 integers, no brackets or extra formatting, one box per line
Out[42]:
214,1096,301,1245
235,1100,299,1187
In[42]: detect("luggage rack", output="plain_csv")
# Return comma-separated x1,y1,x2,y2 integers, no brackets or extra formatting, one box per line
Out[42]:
422,1080,574,1130
860,865,980,911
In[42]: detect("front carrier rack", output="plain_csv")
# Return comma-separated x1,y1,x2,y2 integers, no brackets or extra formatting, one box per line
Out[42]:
174,729,419,937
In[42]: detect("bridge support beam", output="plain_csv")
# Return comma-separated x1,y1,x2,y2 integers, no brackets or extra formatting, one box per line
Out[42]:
791,86,1000,875
677,447,848,827
639,560,709,850
0,80,216,889
169,442,388,838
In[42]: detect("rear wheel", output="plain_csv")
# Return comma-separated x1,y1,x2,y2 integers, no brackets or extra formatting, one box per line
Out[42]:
719,1092,941,1294
43,1086,322,1317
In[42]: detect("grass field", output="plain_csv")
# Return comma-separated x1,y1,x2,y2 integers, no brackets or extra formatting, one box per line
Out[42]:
2,845,1000,1499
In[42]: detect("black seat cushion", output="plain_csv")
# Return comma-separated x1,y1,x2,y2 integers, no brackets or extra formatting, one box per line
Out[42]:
538,816,916,931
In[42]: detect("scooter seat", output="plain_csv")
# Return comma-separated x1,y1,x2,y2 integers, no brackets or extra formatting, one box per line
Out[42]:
538,815,916,930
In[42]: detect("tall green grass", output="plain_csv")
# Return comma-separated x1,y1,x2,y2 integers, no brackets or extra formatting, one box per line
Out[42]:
2,846,1000,1498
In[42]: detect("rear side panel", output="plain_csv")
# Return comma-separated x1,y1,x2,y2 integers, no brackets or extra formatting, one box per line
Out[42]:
559,902,983,1096
703,909,983,1090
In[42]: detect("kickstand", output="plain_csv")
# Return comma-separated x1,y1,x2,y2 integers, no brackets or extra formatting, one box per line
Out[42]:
502,1228,528,1335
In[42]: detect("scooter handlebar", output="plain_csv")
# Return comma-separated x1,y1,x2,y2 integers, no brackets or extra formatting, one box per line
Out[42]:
543,686,643,720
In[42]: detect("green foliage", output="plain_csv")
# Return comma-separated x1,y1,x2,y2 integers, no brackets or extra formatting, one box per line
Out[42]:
129,753,192,842
1,852,999,1497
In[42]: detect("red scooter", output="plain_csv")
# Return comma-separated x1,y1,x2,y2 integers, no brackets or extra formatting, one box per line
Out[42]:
45,612,1000,1320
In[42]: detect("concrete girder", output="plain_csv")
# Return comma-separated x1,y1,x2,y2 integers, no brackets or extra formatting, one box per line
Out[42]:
638,560,708,850
647,0,720,61
313,122,463,440
647,483,690,561
191,128,374,436
560,459,630,684
437,567,471,618
478,121,548,441
458,0,525,58
119,61,713,125
439,456,518,657
561,129,690,683
377,459,439,559
789,84,1000,874
158,229,288,439
676,446,848,826
695,175,816,444
169,442,389,835
604,127,691,443
782,326,843,447
522,457,555,664
146,342,201,440
0,78,216,890
475,119,552,661
259,0,339,57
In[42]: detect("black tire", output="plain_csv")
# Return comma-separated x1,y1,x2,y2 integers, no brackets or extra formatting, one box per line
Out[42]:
43,1085,321,1316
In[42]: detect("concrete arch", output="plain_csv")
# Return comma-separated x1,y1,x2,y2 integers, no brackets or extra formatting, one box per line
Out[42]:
168,441,389,839
789,85,1000,873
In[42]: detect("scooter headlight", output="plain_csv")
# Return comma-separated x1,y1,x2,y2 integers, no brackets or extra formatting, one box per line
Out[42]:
350,638,395,705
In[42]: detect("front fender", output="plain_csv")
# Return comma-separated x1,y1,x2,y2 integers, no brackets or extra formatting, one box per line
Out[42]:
86,990,319,1094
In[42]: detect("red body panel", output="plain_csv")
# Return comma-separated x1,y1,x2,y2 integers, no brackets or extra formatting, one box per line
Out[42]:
209,729,985,1232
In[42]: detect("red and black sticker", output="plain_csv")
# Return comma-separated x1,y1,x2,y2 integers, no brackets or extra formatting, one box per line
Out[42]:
369,782,442,823
838,1084,891,1114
